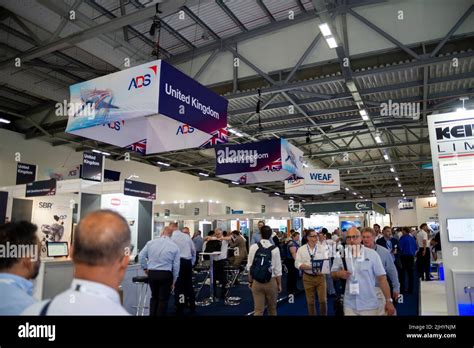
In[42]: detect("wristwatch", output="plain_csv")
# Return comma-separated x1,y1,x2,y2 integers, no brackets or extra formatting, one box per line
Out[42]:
386,298,393,303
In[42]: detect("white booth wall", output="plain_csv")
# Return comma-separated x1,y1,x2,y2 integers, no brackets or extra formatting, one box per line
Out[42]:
383,196,439,227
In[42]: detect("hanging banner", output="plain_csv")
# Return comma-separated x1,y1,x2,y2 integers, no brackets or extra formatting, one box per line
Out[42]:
215,139,304,184
66,60,228,154
25,179,56,197
285,168,340,195
124,180,156,200
16,162,37,185
82,151,103,182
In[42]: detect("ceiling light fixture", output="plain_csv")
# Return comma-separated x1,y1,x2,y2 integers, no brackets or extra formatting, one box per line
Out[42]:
383,154,390,161
318,23,332,36
390,167,395,173
374,135,382,144
395,177,399,181
157,161,170,167
255,187,263,191
0,118,11,124
198,172,209,177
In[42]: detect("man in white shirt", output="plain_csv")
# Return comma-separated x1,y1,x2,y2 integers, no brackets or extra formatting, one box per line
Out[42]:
23,210,131,315
416,223,431,281
247,226,282,316
295,229,329,315
171,225,196,315
331,227,396,316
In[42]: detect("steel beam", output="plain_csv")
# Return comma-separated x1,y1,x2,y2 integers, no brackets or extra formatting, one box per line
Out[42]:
430,4,474,57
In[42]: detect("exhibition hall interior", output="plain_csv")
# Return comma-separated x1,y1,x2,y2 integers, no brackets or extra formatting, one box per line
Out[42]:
0,0,473,330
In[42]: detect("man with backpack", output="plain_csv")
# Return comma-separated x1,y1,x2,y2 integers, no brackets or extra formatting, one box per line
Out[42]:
247,225,282,316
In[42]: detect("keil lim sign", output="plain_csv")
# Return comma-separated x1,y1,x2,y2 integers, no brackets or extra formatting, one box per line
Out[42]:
66,60,228,154
285,168,340,195
428,111,474,193
215,139,304,184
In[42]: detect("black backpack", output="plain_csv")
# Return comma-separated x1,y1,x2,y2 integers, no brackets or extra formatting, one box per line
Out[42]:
250,242,276,283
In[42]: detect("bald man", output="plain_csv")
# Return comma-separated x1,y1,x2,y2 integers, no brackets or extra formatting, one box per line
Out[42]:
23,210,131,315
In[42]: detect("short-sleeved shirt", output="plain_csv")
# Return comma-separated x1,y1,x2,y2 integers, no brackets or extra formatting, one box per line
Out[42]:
416,230,428,248
331,246,386,311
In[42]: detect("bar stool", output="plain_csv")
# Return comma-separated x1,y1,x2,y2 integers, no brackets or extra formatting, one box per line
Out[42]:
224,264,245,306
132,275,149,316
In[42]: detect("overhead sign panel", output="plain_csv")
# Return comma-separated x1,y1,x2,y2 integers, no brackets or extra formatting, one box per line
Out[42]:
25,179,56,197
215,139,304,184
16,162,37,185
285,168,340,195
66,60,228,154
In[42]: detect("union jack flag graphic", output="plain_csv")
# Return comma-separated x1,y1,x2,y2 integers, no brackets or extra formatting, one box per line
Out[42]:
126,139,147,155
239,174,247,185
262,158,282,172
199,128,228,148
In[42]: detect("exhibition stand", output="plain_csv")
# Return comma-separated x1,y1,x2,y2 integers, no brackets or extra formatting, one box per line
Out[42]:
302,200,386,230
427,110,474,315
0,178,156,301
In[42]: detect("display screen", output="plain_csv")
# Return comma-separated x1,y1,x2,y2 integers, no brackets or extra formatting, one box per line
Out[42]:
47,242,69,257
341,220,361,231
447,218,474,242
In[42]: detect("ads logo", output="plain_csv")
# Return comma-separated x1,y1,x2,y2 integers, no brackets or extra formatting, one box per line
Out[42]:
355,202,369,210
128,65,157,90
176,124,194,135
103,120,125,131
39,202,53,209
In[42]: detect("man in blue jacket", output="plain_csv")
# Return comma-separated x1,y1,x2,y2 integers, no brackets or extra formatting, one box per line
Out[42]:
398,227,418,294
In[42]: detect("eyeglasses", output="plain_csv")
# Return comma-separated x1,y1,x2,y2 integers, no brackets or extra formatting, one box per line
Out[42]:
346,235,360,240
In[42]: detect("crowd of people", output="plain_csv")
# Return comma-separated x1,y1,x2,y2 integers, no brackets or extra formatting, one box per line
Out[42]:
0,211,441,317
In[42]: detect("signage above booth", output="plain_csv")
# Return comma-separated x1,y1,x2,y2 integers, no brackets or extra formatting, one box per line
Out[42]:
82,151,103,182
285,168,340,195
303,200,385,217
124,180,156,200
66,60,228,154
215,139,304,184
25,179,57,197
16,162,37,185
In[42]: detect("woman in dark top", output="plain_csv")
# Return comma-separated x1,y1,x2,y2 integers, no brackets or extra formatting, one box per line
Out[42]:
285,232,300,294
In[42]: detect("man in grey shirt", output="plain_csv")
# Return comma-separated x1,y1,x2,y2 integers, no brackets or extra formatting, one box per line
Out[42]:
362,227,400,312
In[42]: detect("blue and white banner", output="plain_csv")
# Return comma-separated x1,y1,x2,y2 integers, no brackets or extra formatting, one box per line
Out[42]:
215,139,304,184
66,60,228,154
285,168,340,195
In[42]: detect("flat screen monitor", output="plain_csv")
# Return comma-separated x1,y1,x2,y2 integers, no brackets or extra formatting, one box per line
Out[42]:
47,241,69,257
446,218,474,242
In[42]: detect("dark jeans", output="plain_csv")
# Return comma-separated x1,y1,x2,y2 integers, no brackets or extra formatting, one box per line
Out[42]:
148,270,173,316
400,255,415,293
284,258,298,294
175,258,195,314
213,259,227,299
416,247,431,280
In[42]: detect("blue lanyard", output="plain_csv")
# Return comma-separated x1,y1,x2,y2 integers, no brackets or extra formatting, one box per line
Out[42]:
307,244,317,259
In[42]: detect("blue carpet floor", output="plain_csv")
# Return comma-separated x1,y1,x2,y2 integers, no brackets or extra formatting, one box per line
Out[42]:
167,271,420,316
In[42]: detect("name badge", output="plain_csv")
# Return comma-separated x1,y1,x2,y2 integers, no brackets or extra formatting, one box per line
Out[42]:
349,280,360,295
311,259,323,274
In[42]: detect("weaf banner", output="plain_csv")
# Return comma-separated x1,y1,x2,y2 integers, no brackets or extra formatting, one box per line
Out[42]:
65,60,228,155
215,139,304,184
285,168,340,195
